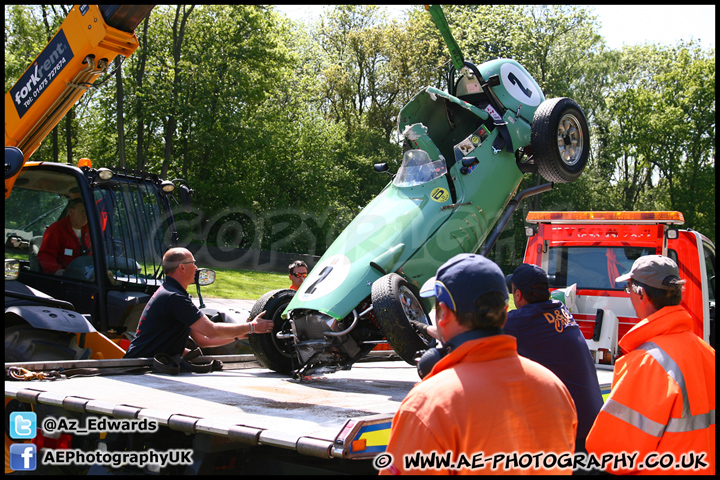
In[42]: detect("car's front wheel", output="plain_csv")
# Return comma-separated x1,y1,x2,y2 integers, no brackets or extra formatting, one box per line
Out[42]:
531,97,589,183
247,289,296,374
371,273,435,364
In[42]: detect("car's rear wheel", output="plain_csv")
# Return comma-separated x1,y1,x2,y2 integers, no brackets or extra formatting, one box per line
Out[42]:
247,289,296,373
531,97,589,183
371,273,435,364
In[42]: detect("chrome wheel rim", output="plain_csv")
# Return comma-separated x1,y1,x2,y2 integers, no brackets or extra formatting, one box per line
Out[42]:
556,113,584,166
399,286,428,324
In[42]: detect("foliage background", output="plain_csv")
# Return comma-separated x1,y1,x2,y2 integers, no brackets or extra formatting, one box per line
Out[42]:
5,5,715,273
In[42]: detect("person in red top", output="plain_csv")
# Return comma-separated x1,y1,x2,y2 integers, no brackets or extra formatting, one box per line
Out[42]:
586,255,715,475
288,260,308,291
380,254,577,475
37,198,92,275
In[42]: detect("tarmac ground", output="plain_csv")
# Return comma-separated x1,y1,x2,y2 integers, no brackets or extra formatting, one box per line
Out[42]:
192,298,255,321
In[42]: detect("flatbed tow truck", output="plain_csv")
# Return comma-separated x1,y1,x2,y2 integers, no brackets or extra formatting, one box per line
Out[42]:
14,207,708,474
5,355,412,474
4,353,614,474
9,212,710,475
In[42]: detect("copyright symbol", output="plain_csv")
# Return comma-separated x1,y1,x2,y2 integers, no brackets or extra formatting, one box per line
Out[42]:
42,417,57,433
373,452,393,470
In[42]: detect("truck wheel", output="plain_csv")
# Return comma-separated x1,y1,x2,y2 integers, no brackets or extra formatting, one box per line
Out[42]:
371,273,435,364
248,289,296,374
5,324,92,362
531,97,589,183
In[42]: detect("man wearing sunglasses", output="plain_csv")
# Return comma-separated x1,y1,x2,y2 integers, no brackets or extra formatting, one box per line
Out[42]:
288,260,308,291
586,255,715,475
125,247,274,359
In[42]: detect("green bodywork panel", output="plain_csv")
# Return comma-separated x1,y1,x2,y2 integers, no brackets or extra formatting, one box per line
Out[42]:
284,85,524,320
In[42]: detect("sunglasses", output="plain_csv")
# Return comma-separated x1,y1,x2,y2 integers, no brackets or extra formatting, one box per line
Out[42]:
181,260,196,265
624,281,641,294
291,272,307,278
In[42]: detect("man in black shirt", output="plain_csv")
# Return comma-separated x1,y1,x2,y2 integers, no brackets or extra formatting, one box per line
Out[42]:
125,248,274,358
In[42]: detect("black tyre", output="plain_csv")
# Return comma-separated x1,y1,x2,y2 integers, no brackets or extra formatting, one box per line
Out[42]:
531,97,589,183
371,273,435,364
248,289,296,373
5,324,92,362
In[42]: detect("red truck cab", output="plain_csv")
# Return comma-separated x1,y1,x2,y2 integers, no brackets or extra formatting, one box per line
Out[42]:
523,211,715,363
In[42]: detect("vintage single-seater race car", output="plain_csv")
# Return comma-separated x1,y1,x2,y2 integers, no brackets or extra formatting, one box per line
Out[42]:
249,5,590,376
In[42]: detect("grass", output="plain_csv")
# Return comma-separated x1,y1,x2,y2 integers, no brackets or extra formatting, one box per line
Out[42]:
199,267,290,300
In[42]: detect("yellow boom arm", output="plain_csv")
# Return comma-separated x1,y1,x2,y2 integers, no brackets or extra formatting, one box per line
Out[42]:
5,5,154,198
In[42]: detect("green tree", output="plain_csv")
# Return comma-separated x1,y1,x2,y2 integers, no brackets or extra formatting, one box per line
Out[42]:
599,42,715,238
6,5,713,257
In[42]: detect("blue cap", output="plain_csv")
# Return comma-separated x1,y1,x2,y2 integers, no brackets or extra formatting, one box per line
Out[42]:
507,264,550,296
420,253,508,312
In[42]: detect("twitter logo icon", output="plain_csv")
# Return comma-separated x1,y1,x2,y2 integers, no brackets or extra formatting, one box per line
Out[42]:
9,412,37,439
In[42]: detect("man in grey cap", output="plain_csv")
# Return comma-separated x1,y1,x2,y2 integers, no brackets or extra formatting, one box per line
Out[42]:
586,255,715,475
380,254,577,475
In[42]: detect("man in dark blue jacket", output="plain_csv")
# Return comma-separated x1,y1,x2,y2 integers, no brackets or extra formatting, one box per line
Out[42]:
504,264,603,455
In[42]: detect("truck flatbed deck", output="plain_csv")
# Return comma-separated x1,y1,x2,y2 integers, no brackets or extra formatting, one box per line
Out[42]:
5,357,418,462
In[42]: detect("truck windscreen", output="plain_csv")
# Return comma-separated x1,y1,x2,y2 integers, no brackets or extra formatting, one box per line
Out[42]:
547,246,679,290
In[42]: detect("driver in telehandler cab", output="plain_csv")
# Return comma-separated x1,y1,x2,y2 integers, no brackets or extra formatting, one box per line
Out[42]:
37,197,92,275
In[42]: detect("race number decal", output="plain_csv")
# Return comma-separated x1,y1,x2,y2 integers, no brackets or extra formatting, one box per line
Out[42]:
300,254,352,300
430,188,449,203
500,63,541,107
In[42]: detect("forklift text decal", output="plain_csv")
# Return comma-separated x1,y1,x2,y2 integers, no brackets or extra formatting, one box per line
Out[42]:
11,29,74,118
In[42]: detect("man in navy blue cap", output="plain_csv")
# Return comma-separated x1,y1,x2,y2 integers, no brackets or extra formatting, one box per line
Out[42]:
381,254,577,475
504,263,603,456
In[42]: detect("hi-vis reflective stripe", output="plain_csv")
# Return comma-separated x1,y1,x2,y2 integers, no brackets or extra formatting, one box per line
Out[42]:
667,410,716,433
638,342,690,418
603,399,666,438
601,341,715,436
603,399,716,436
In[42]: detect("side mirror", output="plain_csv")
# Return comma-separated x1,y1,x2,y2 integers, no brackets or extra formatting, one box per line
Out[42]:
195,268,216,286
178,184,193,213
5,259,20,281
373,163,389,173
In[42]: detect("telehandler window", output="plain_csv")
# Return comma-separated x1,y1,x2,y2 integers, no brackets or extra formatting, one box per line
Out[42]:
93,181,165,285
4,169,91,278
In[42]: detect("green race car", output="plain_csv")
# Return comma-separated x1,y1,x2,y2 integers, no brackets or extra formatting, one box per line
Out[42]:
250,5,589,376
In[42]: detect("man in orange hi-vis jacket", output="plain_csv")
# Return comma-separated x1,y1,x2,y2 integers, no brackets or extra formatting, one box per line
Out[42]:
586,255,715,475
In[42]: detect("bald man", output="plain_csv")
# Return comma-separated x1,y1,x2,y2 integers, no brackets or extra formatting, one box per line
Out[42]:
125,248,274,358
